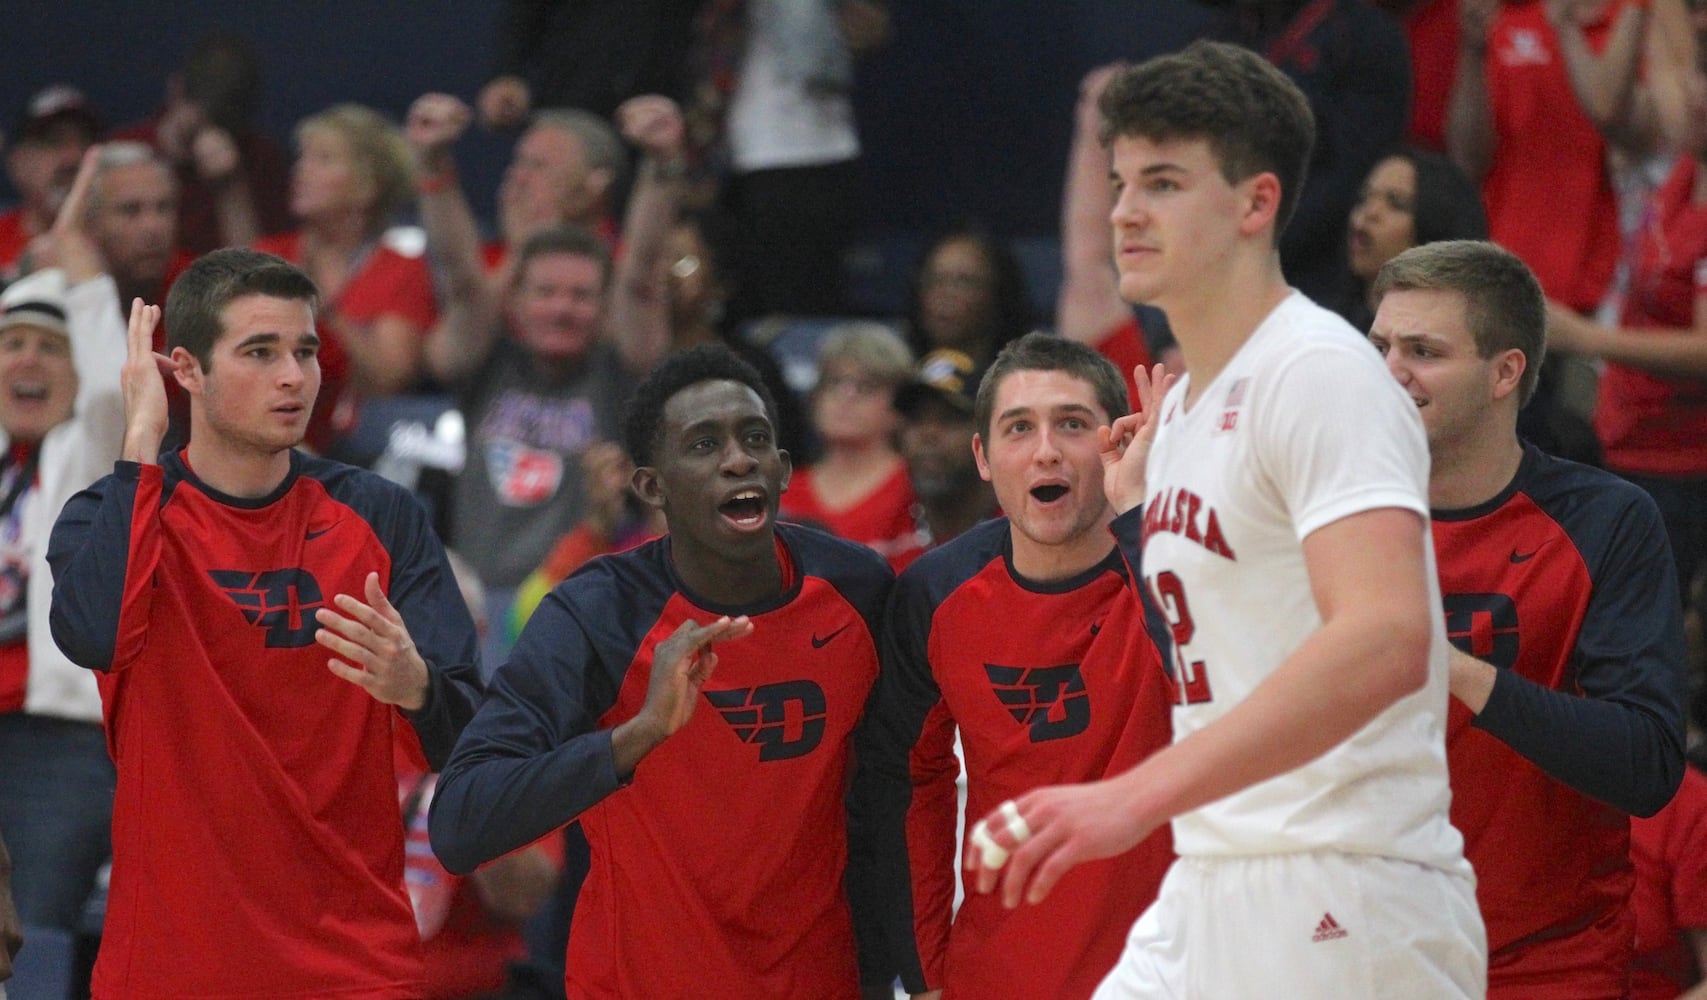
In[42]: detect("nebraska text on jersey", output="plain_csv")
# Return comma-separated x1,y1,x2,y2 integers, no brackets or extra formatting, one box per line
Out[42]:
1143,486,1236,560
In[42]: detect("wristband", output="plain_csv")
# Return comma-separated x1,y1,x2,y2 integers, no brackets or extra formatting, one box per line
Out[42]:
417,168,458,196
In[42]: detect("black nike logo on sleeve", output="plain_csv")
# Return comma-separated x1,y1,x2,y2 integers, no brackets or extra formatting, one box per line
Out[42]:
1509,550,1537,564
811,625,851,649
305,526,336,541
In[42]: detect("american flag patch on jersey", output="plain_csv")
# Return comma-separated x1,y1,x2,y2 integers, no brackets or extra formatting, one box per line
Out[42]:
1215,377,1250,434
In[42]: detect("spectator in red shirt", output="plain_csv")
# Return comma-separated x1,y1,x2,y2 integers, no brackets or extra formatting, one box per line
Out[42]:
780,322,918,566
1543,36,1707,727
1449,0,1663,463
256,104,436,453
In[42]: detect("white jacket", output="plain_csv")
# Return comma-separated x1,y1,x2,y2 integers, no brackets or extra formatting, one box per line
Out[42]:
6,272,127,723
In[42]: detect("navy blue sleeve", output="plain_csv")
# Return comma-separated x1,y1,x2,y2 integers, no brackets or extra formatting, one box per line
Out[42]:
848,561,944,993
46,464,141,672
428,573,628,874
380,483,485,771
1475,490,1686,816
1110,506,1173,665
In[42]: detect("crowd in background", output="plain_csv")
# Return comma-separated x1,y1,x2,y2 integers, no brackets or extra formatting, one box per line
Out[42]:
0,0,1705,997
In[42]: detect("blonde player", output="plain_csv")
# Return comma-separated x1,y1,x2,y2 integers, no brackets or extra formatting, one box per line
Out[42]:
965,41,1487,997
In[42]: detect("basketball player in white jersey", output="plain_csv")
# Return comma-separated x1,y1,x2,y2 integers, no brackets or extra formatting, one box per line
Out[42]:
963,41,1487,997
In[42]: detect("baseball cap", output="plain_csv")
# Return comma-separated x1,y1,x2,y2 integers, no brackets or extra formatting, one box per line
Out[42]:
0,269,71,339
895,348,979,419
14,84,100,145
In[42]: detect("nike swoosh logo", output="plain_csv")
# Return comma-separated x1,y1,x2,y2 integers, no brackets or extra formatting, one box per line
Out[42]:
1509,550,1537,564
811,625,851,649
305,526,336,541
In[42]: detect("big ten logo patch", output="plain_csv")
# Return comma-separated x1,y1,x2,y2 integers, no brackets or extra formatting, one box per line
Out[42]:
209,568,328,647
1214,377,1249,435
1443,593,1520,670
984,663,1090,742
705,681,828,761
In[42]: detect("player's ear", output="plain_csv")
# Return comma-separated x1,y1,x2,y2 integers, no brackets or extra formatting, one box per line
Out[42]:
777,448,792,494
170,346,203,392
1238,171,1282,238
1491,348,1526,403
972,433,993,484
632,465,665,510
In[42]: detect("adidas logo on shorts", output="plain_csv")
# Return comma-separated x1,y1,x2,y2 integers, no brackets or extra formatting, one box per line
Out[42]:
1311,912,1349,943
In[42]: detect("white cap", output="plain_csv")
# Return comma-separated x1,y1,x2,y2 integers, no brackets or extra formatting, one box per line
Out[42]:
0,269,70,338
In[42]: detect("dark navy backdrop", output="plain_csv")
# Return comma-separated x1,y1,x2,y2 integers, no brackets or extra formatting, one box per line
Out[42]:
2,0,1213,310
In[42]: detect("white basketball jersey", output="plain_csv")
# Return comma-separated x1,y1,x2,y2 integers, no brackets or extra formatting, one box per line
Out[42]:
1141,292,1467,872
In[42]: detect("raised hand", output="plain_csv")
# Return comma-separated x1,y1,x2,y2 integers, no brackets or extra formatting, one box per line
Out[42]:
406,93,473,171
477,75,531,132
33,144,105,283
615,95,686,164
120,297,171,464
611,615,755,778
1077,62,1124,122
315,571,432,711
1099,362,1175,515
190,125,242,186
639,615,752,738
156,99,206,163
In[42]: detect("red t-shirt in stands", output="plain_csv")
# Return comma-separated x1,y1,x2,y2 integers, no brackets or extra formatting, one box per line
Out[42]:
253,230,438,451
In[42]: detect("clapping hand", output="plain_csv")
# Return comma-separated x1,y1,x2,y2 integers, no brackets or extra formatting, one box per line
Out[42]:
316,572,432,711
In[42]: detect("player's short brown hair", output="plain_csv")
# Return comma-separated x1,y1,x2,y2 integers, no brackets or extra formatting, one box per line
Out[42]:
1373,240,1547,405
1099,40,1315,242
165,247,319,372
974,332,1130,440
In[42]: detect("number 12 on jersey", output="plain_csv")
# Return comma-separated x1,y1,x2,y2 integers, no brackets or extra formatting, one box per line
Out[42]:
1147,571,1214,706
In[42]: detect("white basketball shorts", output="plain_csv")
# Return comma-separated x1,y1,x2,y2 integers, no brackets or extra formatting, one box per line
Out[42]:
1092,851,1486,999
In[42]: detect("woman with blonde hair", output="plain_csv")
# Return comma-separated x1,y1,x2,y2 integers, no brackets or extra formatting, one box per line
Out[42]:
256,103,436,454
780,321,919,567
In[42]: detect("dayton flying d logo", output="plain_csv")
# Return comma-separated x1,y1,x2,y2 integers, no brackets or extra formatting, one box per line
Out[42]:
209,568,327,648
985,663,1090,742
705,681,828,761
